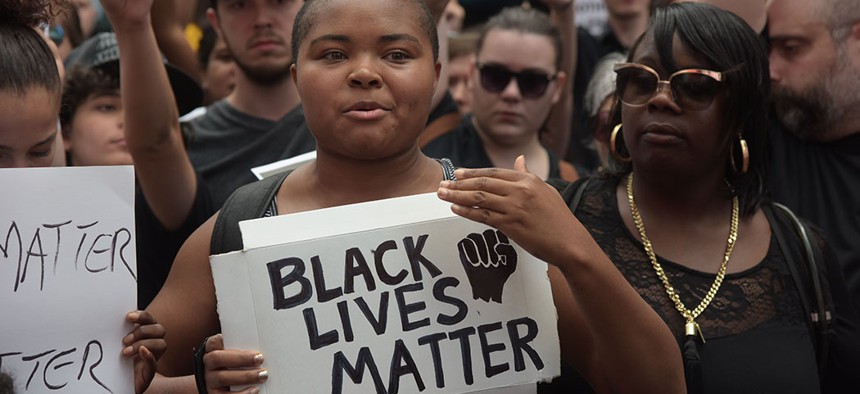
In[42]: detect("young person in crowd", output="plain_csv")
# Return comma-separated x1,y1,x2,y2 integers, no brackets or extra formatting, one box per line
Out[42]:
0,1,164,392
567,0,651,173
59,29,211,309
181,0,316,207
768,0,860,318
439,3,860,392
423,6,579,182
144,0,685,393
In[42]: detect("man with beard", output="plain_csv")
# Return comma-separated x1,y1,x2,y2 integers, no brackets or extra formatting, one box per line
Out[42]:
181,0,315,207
768,0,860,312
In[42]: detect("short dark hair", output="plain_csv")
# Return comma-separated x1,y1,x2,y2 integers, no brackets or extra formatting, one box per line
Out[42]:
59,66,120,127
291,0,439,65
610,2,770,216
476,7,563,71
0,0,62,100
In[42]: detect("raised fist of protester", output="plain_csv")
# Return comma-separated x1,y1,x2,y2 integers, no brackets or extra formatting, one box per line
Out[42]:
458,229,518,302
197,334,269,394
122,310,165,394
438,156,586,271
100,0,155,28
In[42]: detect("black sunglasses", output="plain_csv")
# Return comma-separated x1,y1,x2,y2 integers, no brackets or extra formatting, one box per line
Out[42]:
476,62,557,99
613,63,725,111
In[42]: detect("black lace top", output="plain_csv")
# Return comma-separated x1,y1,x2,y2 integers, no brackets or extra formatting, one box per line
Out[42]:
573,177,819,394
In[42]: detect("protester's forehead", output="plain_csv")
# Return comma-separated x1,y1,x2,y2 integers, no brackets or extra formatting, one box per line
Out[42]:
303,0,427,40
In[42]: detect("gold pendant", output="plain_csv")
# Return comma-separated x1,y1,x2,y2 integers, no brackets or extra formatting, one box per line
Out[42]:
685,321,706,344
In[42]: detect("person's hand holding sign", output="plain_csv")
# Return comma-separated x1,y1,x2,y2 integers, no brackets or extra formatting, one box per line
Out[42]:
458,229,518,303
196,334,268,394
122,311,166,394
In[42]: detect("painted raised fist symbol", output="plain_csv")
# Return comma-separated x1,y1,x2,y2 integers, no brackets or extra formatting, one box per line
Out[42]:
458,229,518,303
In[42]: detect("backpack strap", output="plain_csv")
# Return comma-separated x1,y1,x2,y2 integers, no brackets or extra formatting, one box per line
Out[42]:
764,202,831,376
560,177,592,214
210,171,291,255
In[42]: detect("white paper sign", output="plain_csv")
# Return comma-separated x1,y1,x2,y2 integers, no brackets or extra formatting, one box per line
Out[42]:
211,193,559,394
0,166,136,394
250,150,317,180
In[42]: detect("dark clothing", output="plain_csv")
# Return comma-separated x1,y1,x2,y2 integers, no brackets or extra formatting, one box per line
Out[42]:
566,176,860,393
566,27,628,175
768,123,860,313
182,101,316,208
422,115,570,181
135,174,213,309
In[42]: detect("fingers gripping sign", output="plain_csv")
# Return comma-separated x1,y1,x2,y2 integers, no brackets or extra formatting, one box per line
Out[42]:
458,229,518,303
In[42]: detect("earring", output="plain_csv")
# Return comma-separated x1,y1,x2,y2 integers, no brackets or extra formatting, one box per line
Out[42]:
610,123,631,163
730,134,749,174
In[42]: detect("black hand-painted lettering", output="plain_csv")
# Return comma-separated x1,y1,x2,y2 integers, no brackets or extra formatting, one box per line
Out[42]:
354,293,389,335
44,347,76,390
43,220,71,276
387,339,424,394
344,247,376,294
417,333,447,389
432,277,468,326
312,255,343,303
23,349,56,390
507,317,543,371
78,340,111,393
448,327,476,385
267,257,312,310
24,227,47,291
74,222,98,271
478,322,509,378
2,222,23,291
404,235,441,281
304,307,339,350
84,234,112,273
373,240,406,286
394,282,429,332
113,228,136,281
337,300,354,343
331,347,386,394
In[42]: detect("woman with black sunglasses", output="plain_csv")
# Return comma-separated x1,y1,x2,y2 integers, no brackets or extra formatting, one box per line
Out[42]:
439,2,860,393
423,5,580,182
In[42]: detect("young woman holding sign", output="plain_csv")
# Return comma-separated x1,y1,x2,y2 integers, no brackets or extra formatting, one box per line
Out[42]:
0,1,164,393
144,0,684,393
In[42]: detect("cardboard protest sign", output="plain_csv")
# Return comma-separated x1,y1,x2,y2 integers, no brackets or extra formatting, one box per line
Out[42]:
211,193,559,394
0,166,136,393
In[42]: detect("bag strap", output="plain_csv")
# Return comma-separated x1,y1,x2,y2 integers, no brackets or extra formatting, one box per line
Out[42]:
563,177,592,214
210,171,291,255
764,202,831,376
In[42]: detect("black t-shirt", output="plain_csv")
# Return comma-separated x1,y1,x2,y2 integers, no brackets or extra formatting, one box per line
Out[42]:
182,101,317,208
135,174,213,309
421,114,564,180
768,122,860,311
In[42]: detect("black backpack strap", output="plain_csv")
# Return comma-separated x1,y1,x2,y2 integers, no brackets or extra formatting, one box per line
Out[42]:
764,202,831,376
560,177,592,213
210,171,291,255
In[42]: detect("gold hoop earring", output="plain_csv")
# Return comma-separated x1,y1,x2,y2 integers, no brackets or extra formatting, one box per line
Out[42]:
610,123,631,163
730,134,749,174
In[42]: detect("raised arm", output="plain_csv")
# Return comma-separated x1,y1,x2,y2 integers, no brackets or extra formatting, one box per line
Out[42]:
151,0,202,82
437,157,685,393
541,0,576,158
102,0,198,231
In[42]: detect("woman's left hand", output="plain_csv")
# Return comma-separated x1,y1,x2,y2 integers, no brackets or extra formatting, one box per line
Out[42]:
437,156,584,267
122,310,166,394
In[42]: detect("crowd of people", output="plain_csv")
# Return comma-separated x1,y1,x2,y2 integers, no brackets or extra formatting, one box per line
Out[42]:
1,0,858,393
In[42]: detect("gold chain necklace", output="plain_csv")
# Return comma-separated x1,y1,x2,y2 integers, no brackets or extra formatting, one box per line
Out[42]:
626,173,739,342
